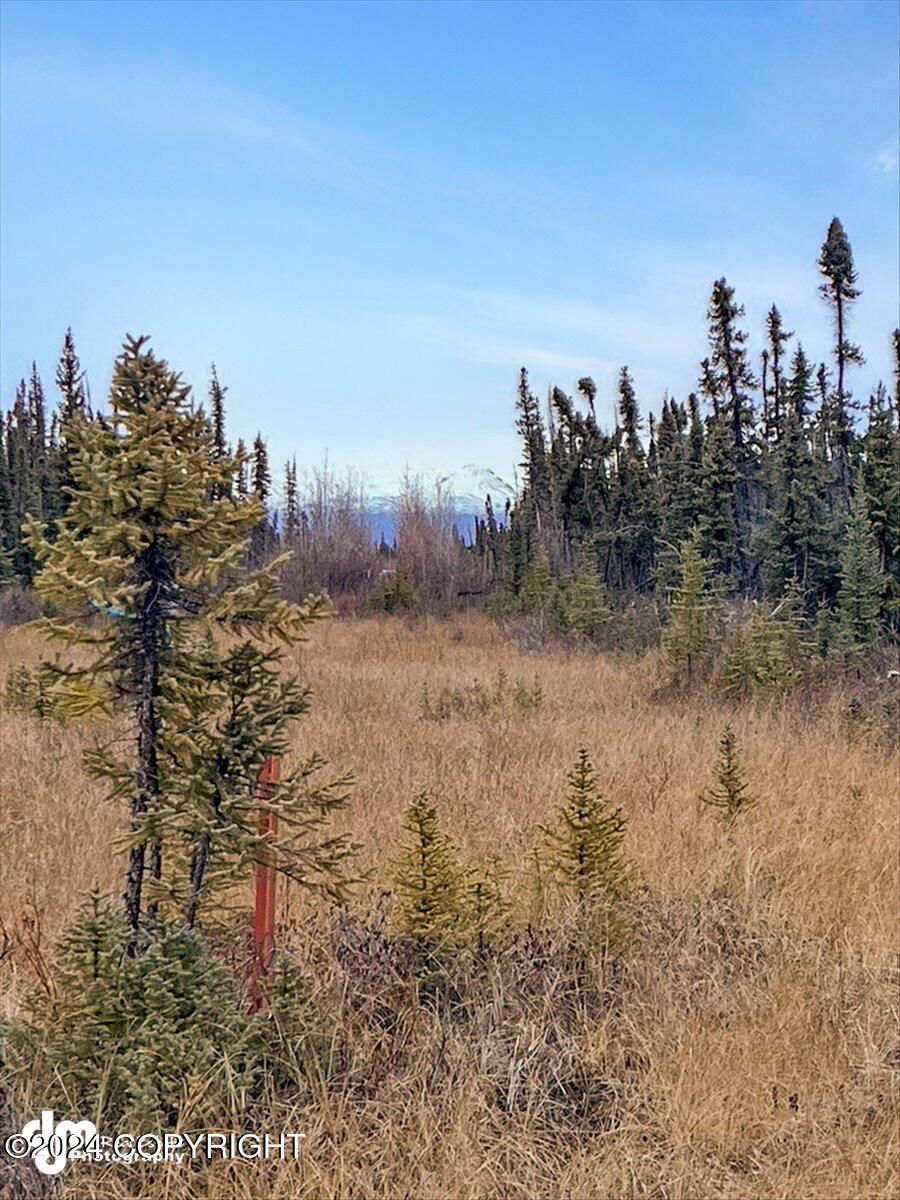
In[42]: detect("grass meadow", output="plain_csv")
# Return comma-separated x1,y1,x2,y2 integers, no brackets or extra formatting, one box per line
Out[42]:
1,614,898,1199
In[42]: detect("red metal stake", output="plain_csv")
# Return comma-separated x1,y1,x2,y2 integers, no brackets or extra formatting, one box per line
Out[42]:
248,755,280,1014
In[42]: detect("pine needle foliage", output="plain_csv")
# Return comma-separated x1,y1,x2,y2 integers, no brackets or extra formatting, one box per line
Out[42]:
388,793,469,948
519,553,554,616
370,565,420,614
835,478,885,654
700,726,755,824
5,894,257,1130
564,559,612,640
3,659,93,722
664,531,724,682
23,335,355,935
163,637,358,929
721,591,810,699
541,749,630,909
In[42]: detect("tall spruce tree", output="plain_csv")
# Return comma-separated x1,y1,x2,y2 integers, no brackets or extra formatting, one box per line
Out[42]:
34,361,66,529
234,437,249,498
686,392,705,508
53,327,88,529
208,365,228,461
249,432,273,564
481,492,502,580
756,346,836,605
43,409,63,525
818,217,863,499
705,278,757,588
27,365,48,521
612,367,652,590
207,365,229,500
7,379,39,579
763,304,792,444
697,412,739,584
283,457,302,545
515,367,553,549
56,327,86,421
652,398,698,590
861,383,900,584
25,335,354,938
251,431,270,502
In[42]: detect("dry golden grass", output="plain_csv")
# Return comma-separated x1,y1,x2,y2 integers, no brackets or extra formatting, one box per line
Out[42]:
1,614,898,1199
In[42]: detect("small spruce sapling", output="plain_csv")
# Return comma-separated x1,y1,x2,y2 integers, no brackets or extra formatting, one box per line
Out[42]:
700,726,755,824
6,893,255,1130
4,660,78,722
721,590,809,699
565,560,612,641
464,857,510,950
540,749,630,949
834,478,885,655
519,553,554,617
370,565,420,614
389,793,468,948
664,531,724,683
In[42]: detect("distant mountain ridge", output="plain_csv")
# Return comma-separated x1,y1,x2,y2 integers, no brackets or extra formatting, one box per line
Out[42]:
364,505,482,547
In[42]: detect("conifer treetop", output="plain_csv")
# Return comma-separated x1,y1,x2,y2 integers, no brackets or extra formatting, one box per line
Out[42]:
818,217,860,302
27,335,311,645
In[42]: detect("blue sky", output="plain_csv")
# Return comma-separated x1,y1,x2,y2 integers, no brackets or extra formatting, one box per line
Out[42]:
2,0,898,500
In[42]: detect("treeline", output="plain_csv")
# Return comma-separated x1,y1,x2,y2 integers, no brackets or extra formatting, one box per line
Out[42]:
0,343,317,585
475,219,899,649
0,329,90,583
2,218,897,648
0,341,483,613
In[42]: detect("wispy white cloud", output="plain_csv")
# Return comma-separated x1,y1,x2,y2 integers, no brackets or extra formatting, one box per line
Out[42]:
873,141,899,175
408,237,897,425
427,285,698,365
2,40,380,195
465,340,618,378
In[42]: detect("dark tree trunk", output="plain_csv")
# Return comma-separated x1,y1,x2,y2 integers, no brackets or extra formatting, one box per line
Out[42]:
836,293,845,414
834,293,851,497
123,540,167,944
761,351,770,442
184,834,210,930
721,338,753,591
146,840,163,922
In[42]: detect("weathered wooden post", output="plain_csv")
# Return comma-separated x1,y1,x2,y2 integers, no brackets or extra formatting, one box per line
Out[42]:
248,756,280,1014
